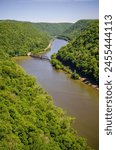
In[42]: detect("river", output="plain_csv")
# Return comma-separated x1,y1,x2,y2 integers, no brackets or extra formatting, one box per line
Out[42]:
16,39,99,150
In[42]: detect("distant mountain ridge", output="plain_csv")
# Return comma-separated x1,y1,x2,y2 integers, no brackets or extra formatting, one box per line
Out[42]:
32,22,73,37
58,19,99,40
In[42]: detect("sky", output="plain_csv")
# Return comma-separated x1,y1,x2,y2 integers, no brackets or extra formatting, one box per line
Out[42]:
0,0,99,23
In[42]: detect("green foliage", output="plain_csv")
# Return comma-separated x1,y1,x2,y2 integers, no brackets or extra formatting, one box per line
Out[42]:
0,20,50,56
71,70,79,80
32,23,72,37
56,20,99,83
51,58,63,70
51,53,63,70
51,53,72,74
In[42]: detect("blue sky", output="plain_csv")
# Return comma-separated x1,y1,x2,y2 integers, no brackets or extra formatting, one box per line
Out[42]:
0,0,99,23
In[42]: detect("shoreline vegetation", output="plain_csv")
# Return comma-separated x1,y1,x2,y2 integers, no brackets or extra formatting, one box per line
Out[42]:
27,39,53,56
51,53,99,90
44,40,52,52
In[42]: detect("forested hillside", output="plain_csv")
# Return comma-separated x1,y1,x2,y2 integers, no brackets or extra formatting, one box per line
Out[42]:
32,22,73,37
0,20,50,56
58,20,98,40
0,20,92,149
53,20,99,83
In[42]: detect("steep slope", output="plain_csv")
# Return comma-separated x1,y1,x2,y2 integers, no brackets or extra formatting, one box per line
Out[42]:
0,20,50,56
54,20,99,83
59,20,98,40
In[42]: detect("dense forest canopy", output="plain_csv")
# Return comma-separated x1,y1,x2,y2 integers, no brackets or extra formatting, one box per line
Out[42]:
52,20,99,83
0,20,50,56
0,20,93,149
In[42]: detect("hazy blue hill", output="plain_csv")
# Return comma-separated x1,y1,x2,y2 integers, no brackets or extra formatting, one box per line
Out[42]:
59,20,98,40
0,20,50,56
32,22,73,37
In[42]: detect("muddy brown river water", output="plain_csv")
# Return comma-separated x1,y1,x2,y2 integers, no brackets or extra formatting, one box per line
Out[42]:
16,39,99,150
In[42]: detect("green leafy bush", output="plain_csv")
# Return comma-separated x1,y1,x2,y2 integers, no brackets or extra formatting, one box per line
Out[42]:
71,70,79,80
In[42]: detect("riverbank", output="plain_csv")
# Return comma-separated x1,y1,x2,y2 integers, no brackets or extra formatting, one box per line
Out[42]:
79,77,99,90
51,54,99,90
44,40,53,52
27,39,53,57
